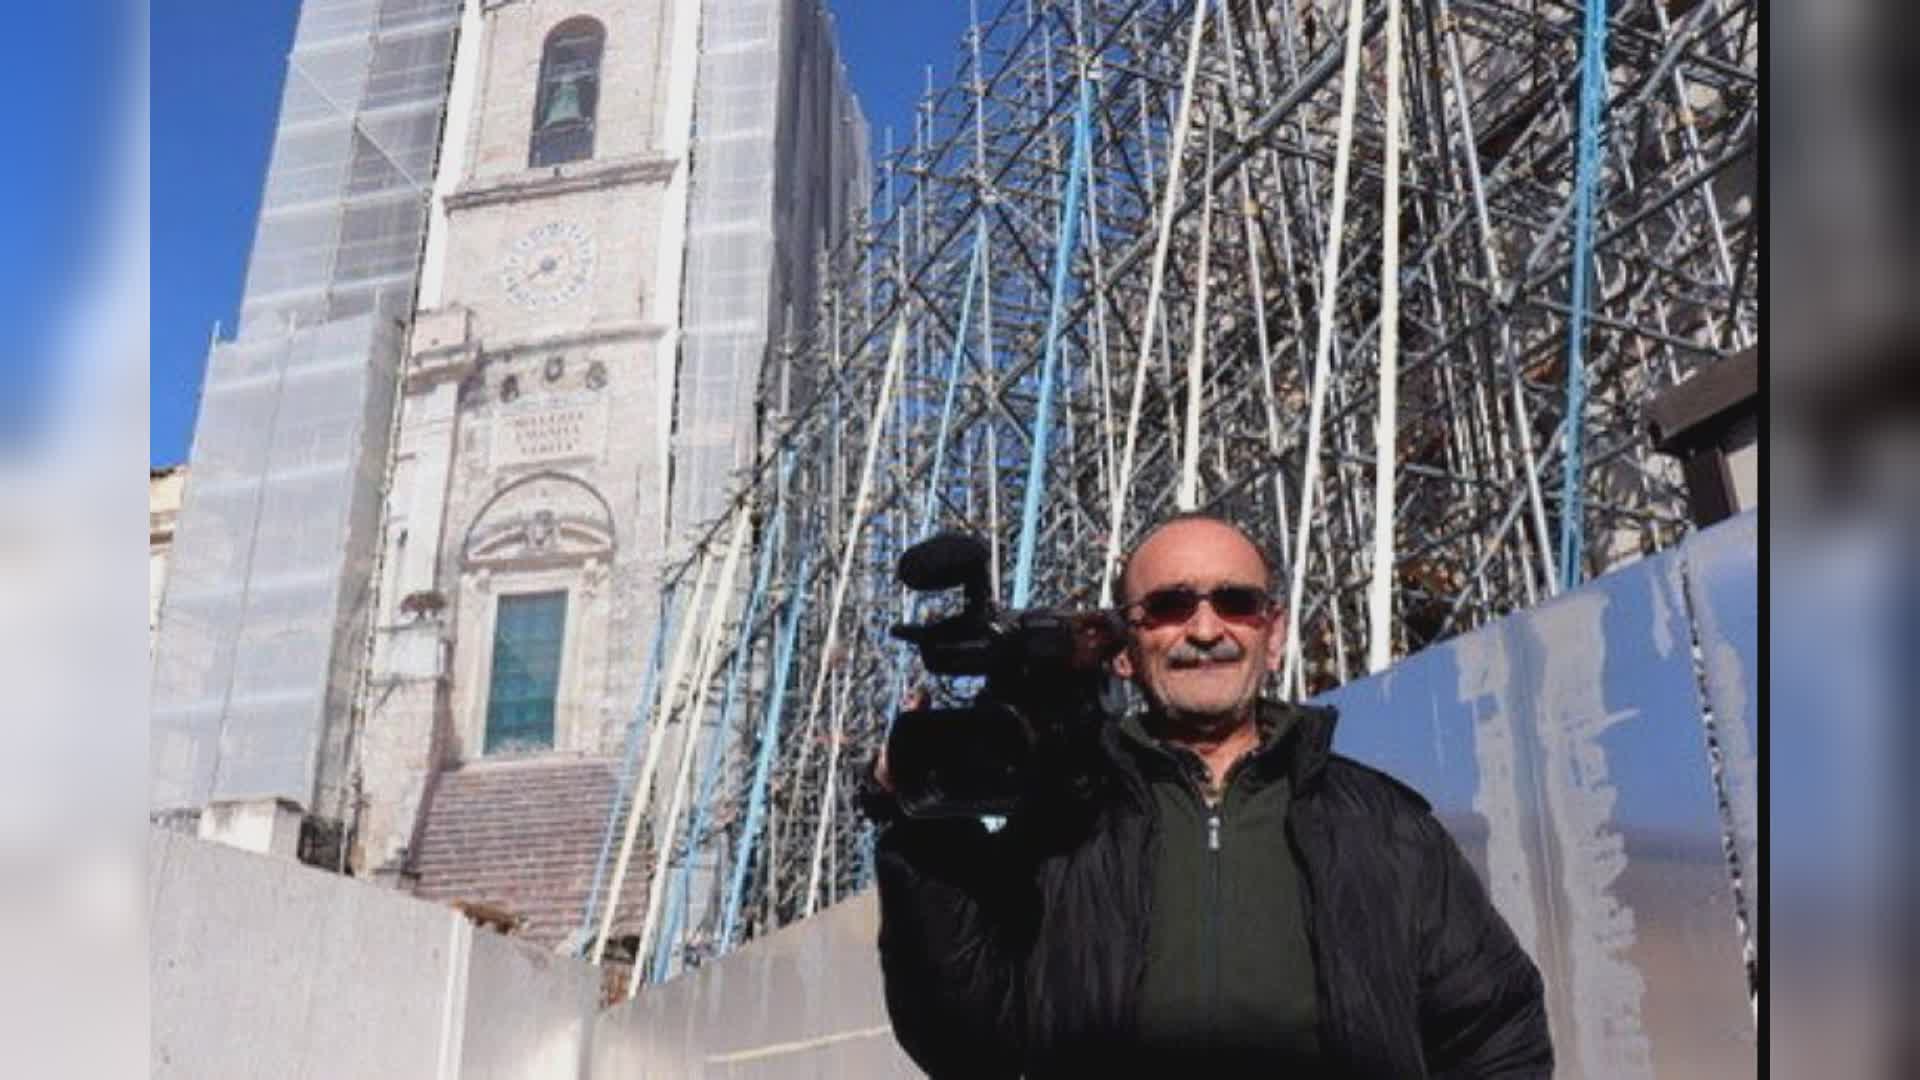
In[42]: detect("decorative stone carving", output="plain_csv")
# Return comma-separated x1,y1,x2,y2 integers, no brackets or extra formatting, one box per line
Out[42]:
579,557,608,597
462,472,615,570
527,509,558,550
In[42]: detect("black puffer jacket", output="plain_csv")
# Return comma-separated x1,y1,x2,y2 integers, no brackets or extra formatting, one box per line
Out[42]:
874,701,1551,1078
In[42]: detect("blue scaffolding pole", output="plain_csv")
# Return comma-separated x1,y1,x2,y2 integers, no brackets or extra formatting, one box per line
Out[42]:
573,583,678,954
1010,53,1094,609
718,547,814,949
1559,0,1609,590
650,457,793,980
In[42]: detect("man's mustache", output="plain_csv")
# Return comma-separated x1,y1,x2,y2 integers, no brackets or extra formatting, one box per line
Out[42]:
1166,639,1246,665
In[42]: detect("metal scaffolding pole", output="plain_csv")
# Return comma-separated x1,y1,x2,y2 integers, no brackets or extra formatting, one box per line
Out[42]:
600,0,1759,975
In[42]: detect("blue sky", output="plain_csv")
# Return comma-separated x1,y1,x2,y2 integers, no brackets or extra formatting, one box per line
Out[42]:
150,1,975,466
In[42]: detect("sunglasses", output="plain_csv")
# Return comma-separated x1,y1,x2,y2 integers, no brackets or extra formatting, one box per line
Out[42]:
1126,584,1274,627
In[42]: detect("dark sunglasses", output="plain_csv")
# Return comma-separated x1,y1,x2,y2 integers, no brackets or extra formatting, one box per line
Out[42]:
1127,584,1274,627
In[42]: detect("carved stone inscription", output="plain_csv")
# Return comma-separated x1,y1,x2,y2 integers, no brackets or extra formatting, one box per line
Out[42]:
492,400,606,467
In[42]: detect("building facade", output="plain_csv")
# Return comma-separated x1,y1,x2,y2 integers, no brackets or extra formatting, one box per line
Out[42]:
153,0,867,950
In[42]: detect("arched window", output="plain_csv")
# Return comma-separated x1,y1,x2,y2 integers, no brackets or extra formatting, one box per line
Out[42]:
530,18,605,168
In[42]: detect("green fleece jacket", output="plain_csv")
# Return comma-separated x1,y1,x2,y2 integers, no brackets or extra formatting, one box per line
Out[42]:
1117,708,1324,1066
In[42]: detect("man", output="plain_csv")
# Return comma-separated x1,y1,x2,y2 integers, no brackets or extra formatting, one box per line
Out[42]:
866,513,1551,1077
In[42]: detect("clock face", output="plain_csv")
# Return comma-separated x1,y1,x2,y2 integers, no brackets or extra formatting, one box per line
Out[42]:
501,221,595,310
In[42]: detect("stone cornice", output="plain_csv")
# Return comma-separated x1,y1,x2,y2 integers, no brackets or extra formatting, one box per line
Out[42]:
404,348,478,393
405,320,669,392
482,320,671,356
446,155,679,212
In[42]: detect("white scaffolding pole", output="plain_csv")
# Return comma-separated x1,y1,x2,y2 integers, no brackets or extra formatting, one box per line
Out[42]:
1100,0,1213,600
1177,128,1216,511
800,318,909,915
590,547,716,966
1281,0,1369,694
1367,0,1405,674
629,510,750,993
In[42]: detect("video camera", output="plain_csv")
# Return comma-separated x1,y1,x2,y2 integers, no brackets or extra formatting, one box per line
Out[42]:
882,532,1129,819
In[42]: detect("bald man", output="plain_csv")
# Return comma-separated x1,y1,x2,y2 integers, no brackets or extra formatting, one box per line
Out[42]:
867,513,1550,1078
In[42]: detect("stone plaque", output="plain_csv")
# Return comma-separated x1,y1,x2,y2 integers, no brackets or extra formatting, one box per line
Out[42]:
492,399,606,467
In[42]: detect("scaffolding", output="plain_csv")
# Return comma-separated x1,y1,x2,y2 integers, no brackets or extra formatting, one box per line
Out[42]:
151,0,461,816
595,0,1760,983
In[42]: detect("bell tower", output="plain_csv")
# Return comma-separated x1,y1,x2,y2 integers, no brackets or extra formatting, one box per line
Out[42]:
356,0,692,884
350,0,868,952
152,0,865,945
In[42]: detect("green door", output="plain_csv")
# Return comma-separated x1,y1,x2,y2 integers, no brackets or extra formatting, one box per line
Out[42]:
485,590,567,753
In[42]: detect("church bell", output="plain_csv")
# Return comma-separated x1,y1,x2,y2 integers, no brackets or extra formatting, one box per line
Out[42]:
541,79,585,128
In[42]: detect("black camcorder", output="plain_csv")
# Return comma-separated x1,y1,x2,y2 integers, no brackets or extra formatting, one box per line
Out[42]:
882,532,1129,819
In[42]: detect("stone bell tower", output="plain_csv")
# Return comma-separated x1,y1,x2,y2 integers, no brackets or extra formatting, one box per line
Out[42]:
354,0,868,949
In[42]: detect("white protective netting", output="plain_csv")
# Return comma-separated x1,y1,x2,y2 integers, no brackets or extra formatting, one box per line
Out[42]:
642,0,869,967
669,0,869,537
151,0,459,814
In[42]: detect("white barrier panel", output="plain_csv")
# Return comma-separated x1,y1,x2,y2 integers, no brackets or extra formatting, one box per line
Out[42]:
593,891,916,1079
149,828,599,1078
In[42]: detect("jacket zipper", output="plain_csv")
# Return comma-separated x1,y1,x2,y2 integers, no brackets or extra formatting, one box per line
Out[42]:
1209,808,1223,1053
1102,707,1342,1058
1203,772,1223,1058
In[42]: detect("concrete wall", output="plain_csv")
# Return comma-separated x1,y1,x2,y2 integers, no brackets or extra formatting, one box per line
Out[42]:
151,826,906,1078
150,828,600,1078
1316,510,1758,1077
592,891,916,1079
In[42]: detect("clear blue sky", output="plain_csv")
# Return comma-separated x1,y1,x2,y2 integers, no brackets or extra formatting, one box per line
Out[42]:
151,1,975,466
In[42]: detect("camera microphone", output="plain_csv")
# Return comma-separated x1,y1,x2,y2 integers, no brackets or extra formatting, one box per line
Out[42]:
896,532,993,609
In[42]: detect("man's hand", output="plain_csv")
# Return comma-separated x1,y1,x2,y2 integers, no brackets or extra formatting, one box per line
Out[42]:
870,686,929,797
875,684,925,795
